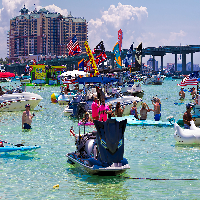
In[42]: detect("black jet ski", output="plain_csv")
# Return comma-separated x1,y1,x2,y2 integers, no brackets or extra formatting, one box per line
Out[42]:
66,119,130,175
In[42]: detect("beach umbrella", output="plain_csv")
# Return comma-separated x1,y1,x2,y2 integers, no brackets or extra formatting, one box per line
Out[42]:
0,72,15,78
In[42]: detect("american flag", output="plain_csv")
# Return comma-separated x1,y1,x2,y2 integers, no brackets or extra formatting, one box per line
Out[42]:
67,35,82,56
177,74,199,86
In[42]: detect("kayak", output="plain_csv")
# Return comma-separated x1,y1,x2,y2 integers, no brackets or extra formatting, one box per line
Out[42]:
112,115,174,127
0,145,40,152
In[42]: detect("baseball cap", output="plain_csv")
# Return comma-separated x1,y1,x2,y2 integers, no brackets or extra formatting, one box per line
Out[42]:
186,104,191,109
25,104,30,108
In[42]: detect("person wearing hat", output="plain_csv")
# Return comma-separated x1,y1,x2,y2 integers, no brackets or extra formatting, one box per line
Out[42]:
179,87,185,100
22,104,35,129
183,104,193,129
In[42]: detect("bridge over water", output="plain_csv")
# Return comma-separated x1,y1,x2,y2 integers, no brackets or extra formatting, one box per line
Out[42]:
141,45,200,73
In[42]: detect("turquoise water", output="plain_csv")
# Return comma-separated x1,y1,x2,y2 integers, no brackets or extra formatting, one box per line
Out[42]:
1,79,200,199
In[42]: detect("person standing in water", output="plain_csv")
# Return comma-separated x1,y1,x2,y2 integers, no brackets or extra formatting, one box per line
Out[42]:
22,104,35,129
179,87,185,99
183,104,193,129
151,98,161,121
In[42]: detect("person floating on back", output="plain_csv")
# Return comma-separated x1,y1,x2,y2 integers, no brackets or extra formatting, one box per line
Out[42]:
22,104,35,129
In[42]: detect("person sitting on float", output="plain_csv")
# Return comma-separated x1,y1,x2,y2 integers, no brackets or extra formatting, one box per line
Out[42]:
130,101,138,119
183,104,193,129
81,112,93,123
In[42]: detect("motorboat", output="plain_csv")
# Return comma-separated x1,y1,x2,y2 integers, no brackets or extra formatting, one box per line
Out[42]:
0,90,43,112
57,92,76,105
66,119,130,175
143,75,163,85
120,83,144,98
63,94,142,117
174,121,200,144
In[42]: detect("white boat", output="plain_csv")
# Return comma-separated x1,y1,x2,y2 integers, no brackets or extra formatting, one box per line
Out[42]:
143,75,164,85
120,83,144,98
63,95,142,116
174,121,200,144
0,92,43,112
58,92,76,105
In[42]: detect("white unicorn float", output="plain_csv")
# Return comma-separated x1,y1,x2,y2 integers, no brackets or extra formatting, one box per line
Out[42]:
174,121,200,144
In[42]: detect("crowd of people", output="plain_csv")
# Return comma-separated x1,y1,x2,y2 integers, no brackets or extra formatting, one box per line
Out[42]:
88,96,162,123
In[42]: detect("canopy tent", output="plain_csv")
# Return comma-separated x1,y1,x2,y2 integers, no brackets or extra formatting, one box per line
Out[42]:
76,77,118,84
60,70,87,77
0,72,15,78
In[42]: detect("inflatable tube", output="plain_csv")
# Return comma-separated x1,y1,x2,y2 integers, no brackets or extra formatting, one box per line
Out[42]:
78,121,94,126
174,121,200,144
174,103,184,105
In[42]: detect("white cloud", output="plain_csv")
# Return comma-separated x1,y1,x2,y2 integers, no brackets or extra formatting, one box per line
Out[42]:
37,4,68,17
160,30,187,46
88,3,148,51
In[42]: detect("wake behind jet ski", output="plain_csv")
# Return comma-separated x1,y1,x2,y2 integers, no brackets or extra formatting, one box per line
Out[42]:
66,119,130,175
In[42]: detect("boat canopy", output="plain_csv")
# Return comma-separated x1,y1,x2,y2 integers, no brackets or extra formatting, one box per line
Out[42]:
76,77,118,84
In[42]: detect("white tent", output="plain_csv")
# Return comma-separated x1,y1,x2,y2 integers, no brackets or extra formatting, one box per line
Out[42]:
60,70,87,77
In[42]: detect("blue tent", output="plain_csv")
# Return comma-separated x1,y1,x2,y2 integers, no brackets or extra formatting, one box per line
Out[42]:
76,77,118,84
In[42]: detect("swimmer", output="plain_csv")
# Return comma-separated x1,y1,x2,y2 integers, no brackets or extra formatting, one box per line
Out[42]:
81,112,93,123
179,87,185,100
22,104,35,129
140,103,151,120
151,98,161,121
183,104,192,129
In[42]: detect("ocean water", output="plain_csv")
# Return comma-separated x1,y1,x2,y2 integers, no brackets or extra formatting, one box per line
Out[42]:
1,78,200,199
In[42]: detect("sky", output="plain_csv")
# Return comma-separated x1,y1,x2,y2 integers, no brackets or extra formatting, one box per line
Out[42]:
0,0,200,66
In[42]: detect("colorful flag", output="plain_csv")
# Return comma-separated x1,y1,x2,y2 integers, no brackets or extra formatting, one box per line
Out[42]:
94,41,105,55
78,58,84,71
84,41,98,76
134,42,142,71
118,29,123,52
67,35,82,56
177,73,198,86
123,44,134,68
113,42,122,69
95,52,107,65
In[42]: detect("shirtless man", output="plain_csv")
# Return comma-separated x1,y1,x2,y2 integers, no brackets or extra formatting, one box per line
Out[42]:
179,87,185,99
183,104,192,129
22,104,35,129
152,98,160,121
191,87,196,99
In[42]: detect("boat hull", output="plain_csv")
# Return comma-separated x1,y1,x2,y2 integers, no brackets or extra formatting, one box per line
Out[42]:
0,92,43,112
67,153,130,175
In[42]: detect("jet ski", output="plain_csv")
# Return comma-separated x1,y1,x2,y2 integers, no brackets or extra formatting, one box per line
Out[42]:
66,119,130,175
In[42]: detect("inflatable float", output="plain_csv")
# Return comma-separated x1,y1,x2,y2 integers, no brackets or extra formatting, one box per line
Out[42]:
112,115,174,127
174,121,200,144
78,121,94,126
0,145,40,152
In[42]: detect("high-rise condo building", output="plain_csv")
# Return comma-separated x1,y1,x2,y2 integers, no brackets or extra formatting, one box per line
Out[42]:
8,5,88,60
